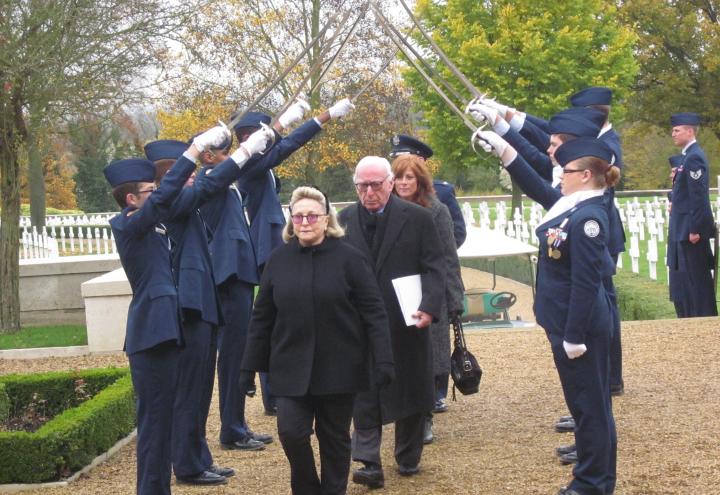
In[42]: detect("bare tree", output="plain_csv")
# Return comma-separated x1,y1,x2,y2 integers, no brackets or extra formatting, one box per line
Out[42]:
0,0,202,333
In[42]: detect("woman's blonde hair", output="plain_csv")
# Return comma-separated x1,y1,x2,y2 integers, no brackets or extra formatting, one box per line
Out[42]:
282,186,345,242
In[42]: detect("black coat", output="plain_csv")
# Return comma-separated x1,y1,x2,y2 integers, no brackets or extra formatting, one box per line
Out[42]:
240,236,393,397
339,196,446,428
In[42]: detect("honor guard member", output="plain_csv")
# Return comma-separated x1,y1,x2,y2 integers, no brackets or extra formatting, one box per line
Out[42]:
481,87,624,169
667,112,717,317
389,134,467,247
104,124,233,495
472,94,627,397
233,98,356,415
144,134,267,485
469,105,607,185
473,131,618,495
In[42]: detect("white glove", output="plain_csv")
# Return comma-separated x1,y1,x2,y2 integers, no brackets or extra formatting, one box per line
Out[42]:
193,123,231,153
551,165,563,187
563,340,587,359
277,98,310,129
471,129,509,157
328,98,355,119
509,112,526,132
466,101,499,124
466,102,509,135
231,125,273,166
479,96,513,118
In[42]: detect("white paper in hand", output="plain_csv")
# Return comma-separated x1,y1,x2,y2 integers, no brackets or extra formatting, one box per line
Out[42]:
392,274,423,326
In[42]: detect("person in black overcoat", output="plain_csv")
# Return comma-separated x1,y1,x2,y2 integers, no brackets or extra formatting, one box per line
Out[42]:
241,186,394,495
338,156,446,489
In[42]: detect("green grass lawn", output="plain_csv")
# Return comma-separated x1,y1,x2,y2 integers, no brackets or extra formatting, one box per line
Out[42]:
0,325,87,350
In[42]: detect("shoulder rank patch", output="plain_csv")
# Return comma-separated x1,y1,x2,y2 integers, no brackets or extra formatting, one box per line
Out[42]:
690,169,703,180
583,220,600,238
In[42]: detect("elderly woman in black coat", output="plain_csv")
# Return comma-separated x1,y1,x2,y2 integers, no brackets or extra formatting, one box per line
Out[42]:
240,186,394,495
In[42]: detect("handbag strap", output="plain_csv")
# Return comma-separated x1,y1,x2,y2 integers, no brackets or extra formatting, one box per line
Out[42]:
451,315,468,350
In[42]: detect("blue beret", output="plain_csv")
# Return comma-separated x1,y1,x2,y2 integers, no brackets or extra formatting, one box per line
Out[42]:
668,154,683,168
549,107,606,137
390,134,433,159
103,158,156,187
555,137,614,167
570,87,613,107
144,140,188,162
670,112,701,126
232,111,271,131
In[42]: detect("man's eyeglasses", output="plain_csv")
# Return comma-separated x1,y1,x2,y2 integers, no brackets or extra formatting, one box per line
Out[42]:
291,214,327,225
354,177,389,192
562,168,587,174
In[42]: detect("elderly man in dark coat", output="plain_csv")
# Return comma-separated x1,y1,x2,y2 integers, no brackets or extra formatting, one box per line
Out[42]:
339,156,446,489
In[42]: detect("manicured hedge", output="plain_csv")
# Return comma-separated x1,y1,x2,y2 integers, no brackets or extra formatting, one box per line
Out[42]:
613,270,677,321
0,383,9,423
0,368,135,484
460,257,677,321
1,367,128,421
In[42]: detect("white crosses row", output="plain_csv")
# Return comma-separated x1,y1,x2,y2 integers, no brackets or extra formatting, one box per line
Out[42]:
18,213,116,229
461,196,720,284
19,225,117,260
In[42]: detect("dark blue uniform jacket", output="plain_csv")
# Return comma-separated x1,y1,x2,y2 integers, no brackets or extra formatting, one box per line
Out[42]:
110,158,196,355
164,156,251,325
506,155,615,345
238,118,323,267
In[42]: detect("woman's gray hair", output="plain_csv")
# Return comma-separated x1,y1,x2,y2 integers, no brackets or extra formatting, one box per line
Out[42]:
282,186,345,242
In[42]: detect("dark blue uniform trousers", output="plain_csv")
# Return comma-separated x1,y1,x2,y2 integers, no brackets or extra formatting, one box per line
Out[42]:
200,325,218,468
128,342,180,495
604,261,623,390
217,278,254,443
670,240,717,317
552,331,617,495
171,315,215,477
277,394,355,495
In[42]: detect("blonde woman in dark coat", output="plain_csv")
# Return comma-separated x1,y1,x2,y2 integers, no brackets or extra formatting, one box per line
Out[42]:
241,186,394,495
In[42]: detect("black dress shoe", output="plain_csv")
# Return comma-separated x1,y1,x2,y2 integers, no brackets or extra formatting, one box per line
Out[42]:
264,406,278,416
352,464,384,489
220,438,266,451
432,399,448,413
177,470,228,485
557,486,582,495
610,384,624,396
423,417,434,444
249,430,274,444
557,414,573,423
398,464,420,476
555,443,576,456
555,418,575,433
245,383,257,397
559,451,578,465
208,464,235,477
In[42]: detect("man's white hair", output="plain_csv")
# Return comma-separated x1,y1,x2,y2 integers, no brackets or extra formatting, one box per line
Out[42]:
354,156,392,182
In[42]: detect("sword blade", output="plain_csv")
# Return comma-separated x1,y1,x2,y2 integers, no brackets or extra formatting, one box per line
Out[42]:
396,0,483,98
228,3,348,129
371,3,476,131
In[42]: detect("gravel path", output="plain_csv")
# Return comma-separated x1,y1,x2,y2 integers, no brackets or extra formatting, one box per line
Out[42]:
2,268,719,494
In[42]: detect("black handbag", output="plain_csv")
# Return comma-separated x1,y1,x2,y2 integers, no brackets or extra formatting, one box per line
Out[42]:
450,315,482,397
